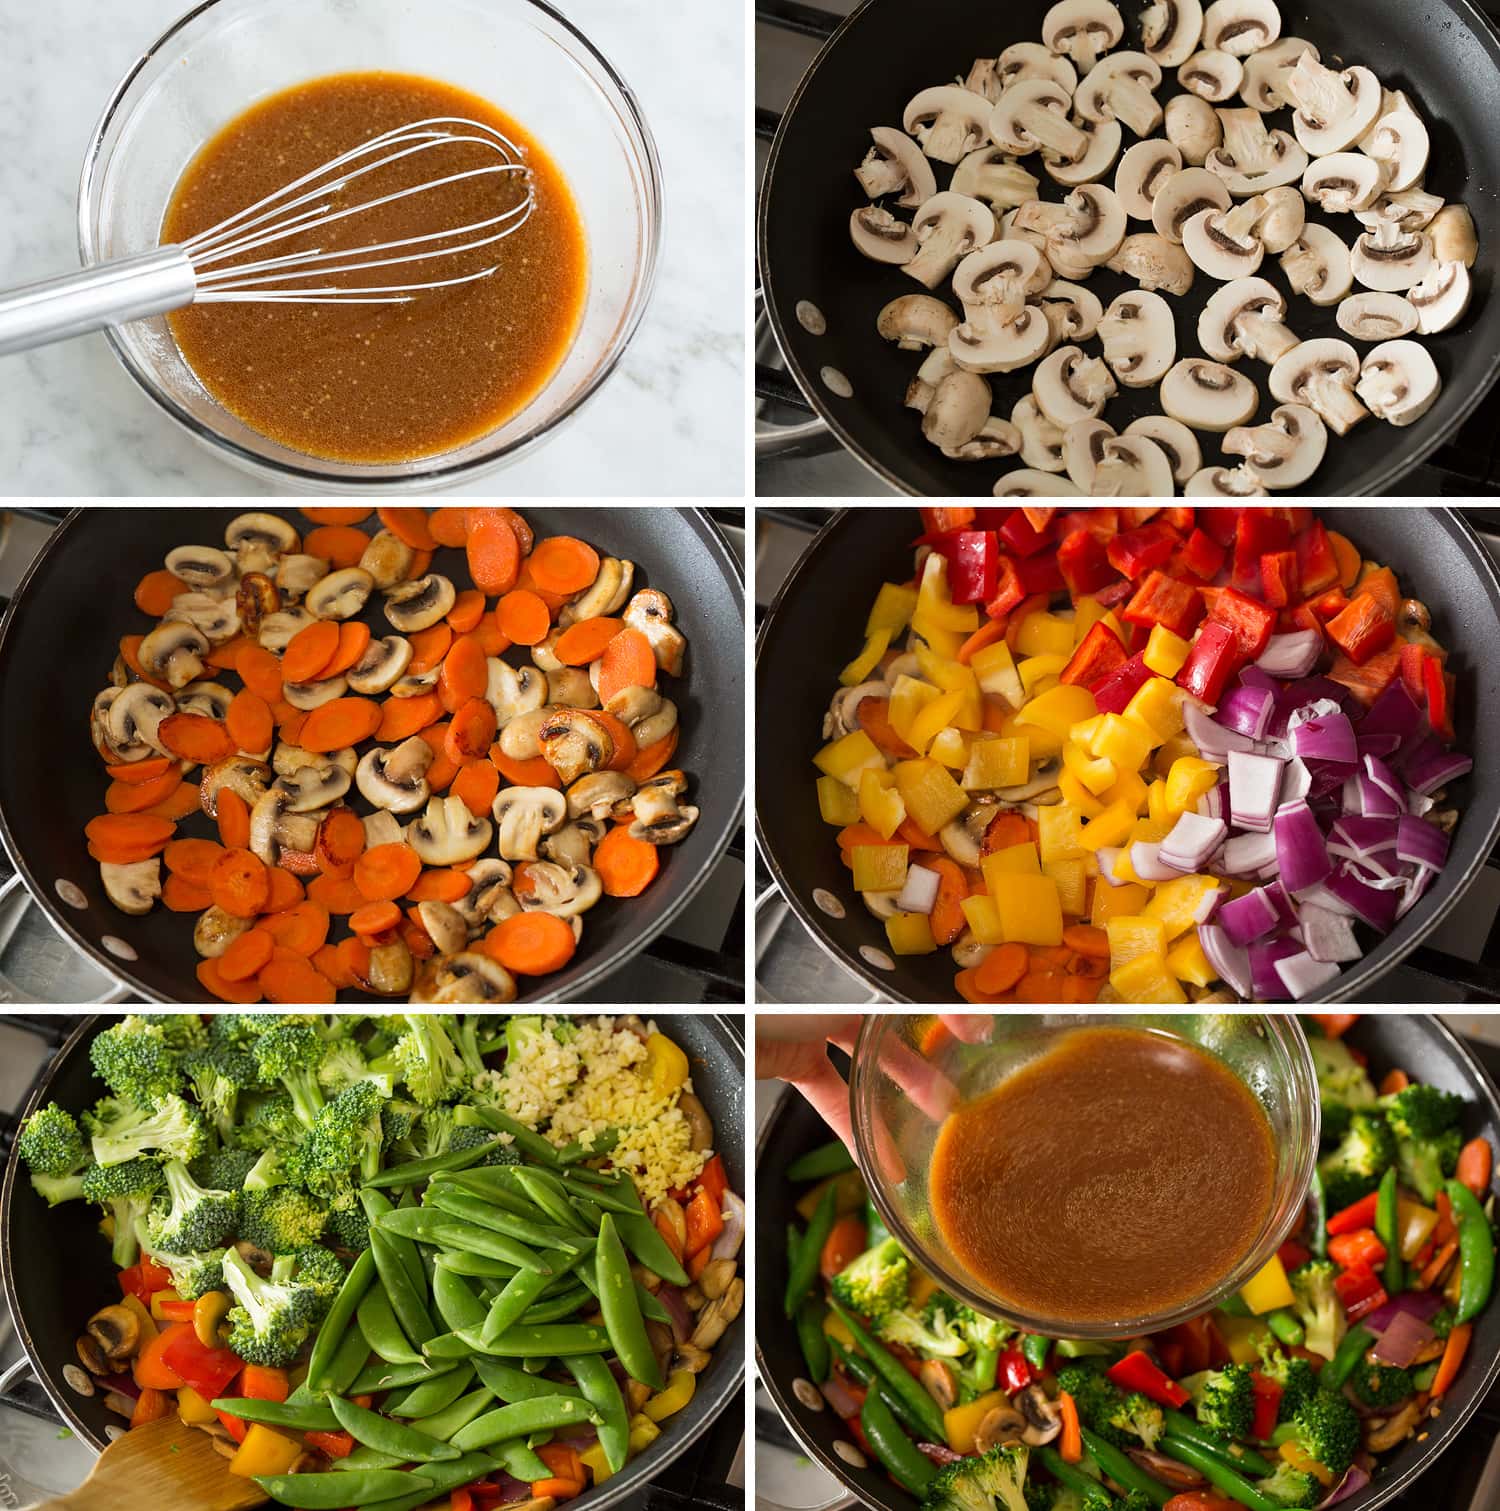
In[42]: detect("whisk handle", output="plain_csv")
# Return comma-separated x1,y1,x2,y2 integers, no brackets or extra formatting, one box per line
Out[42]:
0,247,197,356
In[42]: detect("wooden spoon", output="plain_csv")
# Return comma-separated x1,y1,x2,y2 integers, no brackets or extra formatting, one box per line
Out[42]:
37,1416,267,1511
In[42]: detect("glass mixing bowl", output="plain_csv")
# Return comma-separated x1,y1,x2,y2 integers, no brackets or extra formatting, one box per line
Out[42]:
78,0,661,492
850,1013,1320,1341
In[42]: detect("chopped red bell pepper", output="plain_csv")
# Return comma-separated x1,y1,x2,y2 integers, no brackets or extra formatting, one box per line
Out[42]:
1259,550,1298,608
1061,621,1127,688
1091,578,1134,608
1280,603,1324,639
1090,651,1155,714
1107,1350,1191,1409
155,1298,198,1322
1283,506,1314,532
919,507,975,535
215,1409,249,1445
305,1429,356,1459
1161,1316,1217,1376
1107,522,1179,581
1308,585,1350,621
1160,506,1196,533
684,1186,725,1256
1326,1189,1381,1235
1017,551,1065,596
1181,527,1228,581
1021,507,1056,533
1057,527,1118,596
161,1326,243,1400
1295,520,1341,596
1424,654,1454,740
1250,1372,1283,1442
1058,507,1118,539
1122,570,1204,637
451,1490,475,1511
118,1258,174,1307
998,508,1056,558
1327,593,1396,665
998,1346,1034,1395
985,556,1027,621
1231,509,1292,595
1399,642,1429,704
1199,506,1245,547
1176,620,1244,706
1119,507,1163,528
1328,1228,1387,1271
697,1153,729,1207
936,530,1000,605
1334,1264,1388,1322
1205,586,1277,660
1278,1239,1311,1273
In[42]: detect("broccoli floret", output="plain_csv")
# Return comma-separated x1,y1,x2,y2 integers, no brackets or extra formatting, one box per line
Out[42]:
140,1015,210,1053
1349,1362,1415,1410
449,1126,517,1166
1255,1462,1321,1509
1055,1365,1127,1446
287,1245,346,1318
1257,1343,1318,1423
240,1186,330,1254
221,1245,317,1368
1106,1392,1165,1452
251,1022,329,1131
190,1145,261,1192
82,1158,165,1268
90,1017,185,1108
1317,1112,1396,1215
1115,1496,1157,1511
316,1038,385,1097
16,1103,88,1177
325,1198,370,1253
879,1303,969,1359
1395,1127,1463,1205
136,1221,224,1300
1430,1307,1456,1340
381,1099,420,1151
146,1159,239,1254
1380,1084,1465,1140
828,1237,910,1327
1023,1484,1058,1511
922,1443,1031,1511
1287,1392,1360,1478
232,1092,306,1151
30,1170,90,1206
1183,1364,1255,1441
1289,1261,1346,1362
294,1079,385,1193
1307,1037,1377,1145
86,1094,207,1168
391,1015,470,1105
450,1017,493,1082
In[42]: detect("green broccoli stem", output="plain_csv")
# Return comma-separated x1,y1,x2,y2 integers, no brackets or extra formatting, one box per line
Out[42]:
1265,1311,1304,1348
1077,1429,1170,1508
1159,1434,1281,1511
1162,1412,1275,1478
970,1345,1000,1394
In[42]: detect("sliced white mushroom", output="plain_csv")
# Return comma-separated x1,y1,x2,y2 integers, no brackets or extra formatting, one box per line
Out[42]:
850,206,917,266
1359,187,1446,234
305,568,374,621
1351,220,1434,292
1115,140,1184,220
1186,465,1267,495
1075,52,1164,136
274,762,351,813
1337,292,1419,342
1152,167,1232,244
1241,37,1318,111
108,683,176,756
282,675,348,712
567,771,638,823
492,786,567,862
1038,280,1104,345
951,148,1042,210
101,858,161,916
1099,290,1177,386
1255,186,1305,252
951,306,1052,376
922,371,1018,458
1280,224,1354,305
384,574,457,633
138,622,208,690
1140,0,1203,68
538,709,615,786
391,668,441,699
1302,153,1383,214
1269,338,1370,434
903,86,992,164
487,659,548,726
1202,0,1280,56
1199,276,1299,363
1223,403,1328,488
1207,108,1307,194
1012,395,1069,472
903,193,996,288
622,590,687,678
1360,94,1430,192
1045,185,1127,275
499,706,555,762
628,770,700,846
356,738,434,813
1062,417,1117,491
247,789,288,867
559,558,634,627
357,529,415,590
1042,0,1124,72
165,592,240,645
1408,261,1472,334
546,668,600,709
346,635,413,695
363,810,405,850
1160,358,1260,430
1106,233,1196,295
905,347,960,415
199,757,272,818
998,40,1079,94
854,126,938,208
259,607,314,653
1178,50,1244,102
874,298,956,358
177,681,233,721
517,860,603,917
1429,205,1478,268
1165,94,1222,163
1182,198,1268,278
1093,434,1176,497
1033,345,1118,427
225,513,298,571
416,900,469,957
165,545,234,591
1283,55,1382,155
1356,340,1441,427
993,469,1085,496
1046,120,1124,187
411,952,517,1005
989,80,1090,161
273,744,355,780
406,795,493,866
1126,415,1203,484
194,905,251,958
543,818,602,870
275,554,328,603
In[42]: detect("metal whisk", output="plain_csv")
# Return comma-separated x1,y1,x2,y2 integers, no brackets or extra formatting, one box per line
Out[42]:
0,117,536,356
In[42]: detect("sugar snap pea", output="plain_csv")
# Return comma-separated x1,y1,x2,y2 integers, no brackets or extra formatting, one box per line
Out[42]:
348,1357,459,1395
565,1351,630,1475
323,1320,375,1399
378,1208,551,1273
1447,1177,1496,1323
576,1251,671,1326
331,1395,463,1462
433,1251,521,1280
1323,1323,1376,1392
828,1300,945,1444
256,1470,424,1509
796,1298,832,1386
450,1394,601,1452
1162,1412,1274,1477
1377,1166,1404,1296
431,1265,490,1335
394,1187,430,1292
451,1322,612,1357
357,1277,423,1365
787,1139,856,1182
1308,1167,1328,1260
425,1185,587,1253
828,1339,924,1437
362,1191,437,1345
362,1140,501,1189
437,1168,552,1221
597,1211,664,1389
615,1208,690,1286
521,1283,594,1325
1159,1434,1278,1511
556,1172,639,1215
513,1167,592,1234
212,1396,342,1431
410,1385,495,1442
332,1445,401,1473
307,1247,376,1394
569,1193,605,1229
472,1356,588,1406
786,1185,836,1318
859,1390,935,1497
463,1106,561,1166
494,1439,552,1482
557,1126,621,1162
351,1452,500,1511
388,1360,476,1419
481,1263,556,1343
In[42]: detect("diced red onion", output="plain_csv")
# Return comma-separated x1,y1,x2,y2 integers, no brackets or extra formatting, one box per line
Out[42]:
1217,685,1275,739
1396,816,1449,870
1325,866,1401,931
1193,885,1225,924
1363,755,1407,810
1401,734,1475,796
1354,775,1404,819
1293,711,1358,766
1356,730,1402,759
896,864,940,914
1395,865,1437,921
712,1191,746,1260
1130,841,1180,882
1369,1309,1436,1368
1360,680,1424,751
1362,1290,1445,1335
1275,800,1333,895
1221,830,1276,874
1280,757,1312,806
1249,937,1302,1001
1299,902,1362,963
1228,750,1285,832
1275,950,1342,1000
489,1473,537,1501
1197,782,1225,821
1265,880,1300,929
1199,922,1252,998
1328,816,1400,861
918,1443,965,1467
658,1282,693,1343
1096,847,1127,887
1185,700,1257,758
1318,1467,1370,1508
1218,885,1282,946
1257,630,1322,678
1160,812,1227,872
822,1374,863,1419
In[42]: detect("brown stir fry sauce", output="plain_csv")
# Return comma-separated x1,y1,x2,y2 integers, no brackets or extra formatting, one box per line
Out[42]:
930,1026,1276,1323
162,72,587,463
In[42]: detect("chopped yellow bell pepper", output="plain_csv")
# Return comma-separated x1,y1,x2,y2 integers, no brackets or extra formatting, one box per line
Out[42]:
822,1310,855,1347
1092,712,1154,772
1166,758,1220,816
1019,654,1068,696
1058,770,1106,818
840,627,891,687
1107,915,1169,968
912,618,966,661
1218,1313,1274,1366
1092,880,1151,925
1130,815,1175,844
1014,610,1075,659
914,643,971,692
1064,742,1117,795
176,1385,218,1425
1165,931,1217,988
1281,1442,1335,1488
814,728,884,787
960,894,1005,944
1109,951,1189,1003
580,1441,616,1484
894,758,969,834
908,689,967,755
817,774,861,826
984,842,1042,881
1397,1199,1441,1262
1126,677,1185,743
1239,1254,1296,1315
1079,800,1136,852
971,640,1025,709
991,873,1064,945
1144,874,1221,939
928,726,971,769
1155,732,1202,776
962,735,1029,790
889,674,943,741
644,1370,698,1422
866,582,920,639
916,552,979,632
1109,848,1146,886
229,1424,303,1480
150,1287,183,1321
851,843,909,893
1101,767,1150,816
944,1391,1009,1454
1147,778,1171,826
1037,804,1087,863
1044,858,1087,916
1017,683,1098,738
886,912,938,955
859,767,906,839
630,1414,664,1454
644,1033,690,1094
1143,624,1193,677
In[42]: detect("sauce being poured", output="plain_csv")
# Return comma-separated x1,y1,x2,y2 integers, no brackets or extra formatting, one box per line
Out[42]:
930,1026,1277,1323
162,72,587,464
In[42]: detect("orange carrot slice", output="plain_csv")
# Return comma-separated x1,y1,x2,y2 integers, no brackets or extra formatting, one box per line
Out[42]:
485,912,577,975
210,848,270,918
134,569,187,618
377,507,438,551
466,513,521,595
218,929,274,982
594,824,661,898
494,590,551,647
598,628,657,704
528,537,599,597
377,692,444,743
303,525,370,569
216,788,251,849
237,644,286,703
354,843,423,902
298,697,382,753
283,621,341,684
445,698,497,765
407,623,454,674
553,617,624,666
225,690,274,755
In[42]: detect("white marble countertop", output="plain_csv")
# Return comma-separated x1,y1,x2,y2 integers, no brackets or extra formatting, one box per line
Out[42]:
0,0,744,497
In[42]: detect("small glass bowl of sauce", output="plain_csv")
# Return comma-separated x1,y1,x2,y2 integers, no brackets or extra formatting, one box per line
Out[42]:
849,1013,1320,1340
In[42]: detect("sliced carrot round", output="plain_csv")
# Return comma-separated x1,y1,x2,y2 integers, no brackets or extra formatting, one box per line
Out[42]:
218,929,274,982
485,911,577,976
407,868,474,903
226,690,274,756
440,634,489,705
626,727,679,782
163,874,214,913
307,873,369,916
353,843,424,902
377,691,444,743
489,746,562,789
594,824,661,898
377,507,439,551
210,848,270,918
283,620,341,684
262,867,306,914
105,769,183,814
598,627,657,705
301,507,371,525
494,590,551,647
466,515,521,595
197,956,263,1005
164,838,224,884
349,900,402,939
237,644,286,703
429,508,470,548
298,697,382,753
158,713,238,764
141,781,201,823
447,589,486,634
108,756,175,787
257,900,330,956
215,787,251,849
303,525,370,568
259,947,335,1005
445,698,497,764
316,809,366,874
85,813,175,853
553,617,623,666
134,570,187,618
407,623,454,675
319,621,372,679
528,536,600,596
451,761,499,819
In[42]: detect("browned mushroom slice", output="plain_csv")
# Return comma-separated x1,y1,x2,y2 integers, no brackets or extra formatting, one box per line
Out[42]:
305,567,375,621
359,529,416,589
356,738,434,814
621,589,687,678
165,545,234,590
406,795,493,864
347,635,413,695
139,621,209,689
411,951,517,1004
516,859,603,918
198,756,273,818
539,710,615,786
235,573,280,638
628,771,700,845
101,858,161,915
492,787,567,861
194,905,252,958
226,512,299,574
109,683,177,757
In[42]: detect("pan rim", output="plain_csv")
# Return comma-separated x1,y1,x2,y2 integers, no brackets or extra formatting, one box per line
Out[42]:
753,506,1500,1005
0,507,745,1005
756,0,1500,499
754,1014,1500,1511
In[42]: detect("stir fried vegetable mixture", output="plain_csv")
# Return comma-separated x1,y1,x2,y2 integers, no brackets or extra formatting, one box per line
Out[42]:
15,1013,743,1507
88,505,697,1005
782,1018,1495,1511
816,505,1471,1003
